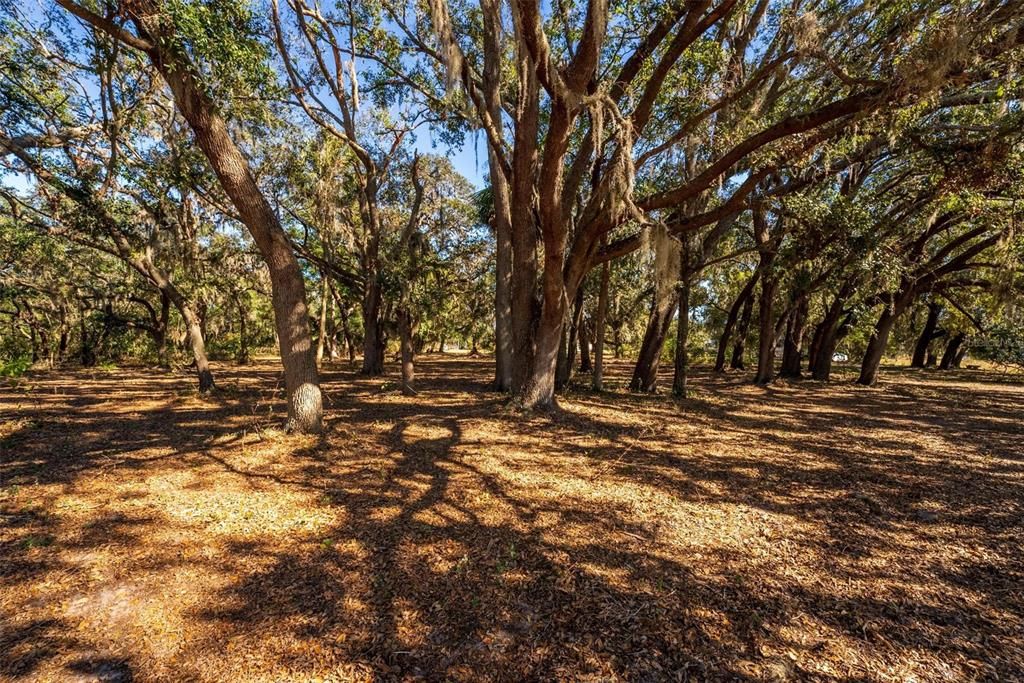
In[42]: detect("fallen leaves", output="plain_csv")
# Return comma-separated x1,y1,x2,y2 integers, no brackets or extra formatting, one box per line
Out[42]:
1,358,1021,681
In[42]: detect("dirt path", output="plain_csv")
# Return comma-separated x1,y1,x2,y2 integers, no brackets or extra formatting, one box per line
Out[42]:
2,358,1022,681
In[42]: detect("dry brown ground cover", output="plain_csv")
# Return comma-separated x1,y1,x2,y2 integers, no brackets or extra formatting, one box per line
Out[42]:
1,356,1022,682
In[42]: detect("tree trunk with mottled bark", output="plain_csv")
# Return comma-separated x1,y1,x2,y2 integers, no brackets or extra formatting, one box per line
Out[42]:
754,277,778,385
939,332,966,370
121,7,321,430
911,302,942,368
715,271,759,372
730,288,755,370
779,294,808,379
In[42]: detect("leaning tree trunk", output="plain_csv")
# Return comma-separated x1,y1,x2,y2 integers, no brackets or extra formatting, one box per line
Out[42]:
631,293,678,392
858,294,913,386
140,261,214,393
810,312,845,382
953,344,968,368
632,227,680,393
182,303,215,393
939,332,966,370
911,302,942,368
810,280,856,381
730,288,755,370
811,319,847,382
135,21,322,432
715,271,759,372
858,311,896,386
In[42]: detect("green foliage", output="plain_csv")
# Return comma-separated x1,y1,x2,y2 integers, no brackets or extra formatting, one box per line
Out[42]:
162,0,282,120
974,324,1024,369
0,355,31,378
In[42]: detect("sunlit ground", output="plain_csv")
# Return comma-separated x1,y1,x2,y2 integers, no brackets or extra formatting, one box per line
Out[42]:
1,356,1022,681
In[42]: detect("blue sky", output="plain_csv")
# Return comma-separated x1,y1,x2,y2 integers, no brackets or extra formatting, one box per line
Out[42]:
2,1,491,195
411,128,488,189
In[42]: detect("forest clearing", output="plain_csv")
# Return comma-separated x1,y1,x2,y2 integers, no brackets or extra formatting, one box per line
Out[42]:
2,357,1022,681
3,0,1024,680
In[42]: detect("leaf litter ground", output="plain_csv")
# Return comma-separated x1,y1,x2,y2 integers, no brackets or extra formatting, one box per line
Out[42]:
1,357,1021,681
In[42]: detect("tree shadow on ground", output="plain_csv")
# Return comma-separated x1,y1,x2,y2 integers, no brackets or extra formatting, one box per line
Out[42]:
0,356,1021,680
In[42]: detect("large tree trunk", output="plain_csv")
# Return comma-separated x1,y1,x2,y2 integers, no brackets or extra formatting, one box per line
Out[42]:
858,310,896,386
715,271,759,372
134,14,321,432
182,302,215,393
505,37,567,410
754,277,778,385
631,292,677,392
361,277,385,375
516,306,564,409
810,310,845,382
134,257,215,394
730,287,755,370
809,280,857,381
779,294,809,379
911,302,942,368
939,332,966,370
481,0,513,392
578,315,592,373
858,293,913,386
953,344,968,368
631,228,680,393
593,260,609,390
515,254,565,409
507,39,541,399
557,286,585,389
